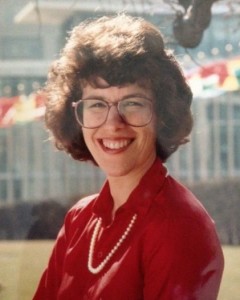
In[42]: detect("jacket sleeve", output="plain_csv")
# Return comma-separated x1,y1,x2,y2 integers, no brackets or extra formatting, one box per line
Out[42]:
142,217,224,300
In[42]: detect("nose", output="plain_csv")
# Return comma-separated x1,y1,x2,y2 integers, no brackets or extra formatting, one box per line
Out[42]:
104,104,125,128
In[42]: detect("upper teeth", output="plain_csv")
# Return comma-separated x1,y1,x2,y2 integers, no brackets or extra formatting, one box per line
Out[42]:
102,139,130,150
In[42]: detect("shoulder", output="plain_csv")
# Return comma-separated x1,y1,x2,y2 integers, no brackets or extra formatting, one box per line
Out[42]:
143,176,223,261
159,175,213,224
70,193,98,212
142,178,224,300
64,194,98,227
146,175,220,246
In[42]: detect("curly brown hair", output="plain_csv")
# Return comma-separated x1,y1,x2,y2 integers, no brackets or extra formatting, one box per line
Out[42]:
44,13,193,163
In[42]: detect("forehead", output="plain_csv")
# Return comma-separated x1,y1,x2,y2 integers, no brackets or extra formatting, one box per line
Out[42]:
81,77,154,100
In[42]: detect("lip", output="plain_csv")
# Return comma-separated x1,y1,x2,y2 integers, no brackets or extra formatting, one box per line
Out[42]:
98,138,134,153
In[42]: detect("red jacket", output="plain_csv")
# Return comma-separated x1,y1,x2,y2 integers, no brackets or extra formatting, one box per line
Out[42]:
33,159,224,299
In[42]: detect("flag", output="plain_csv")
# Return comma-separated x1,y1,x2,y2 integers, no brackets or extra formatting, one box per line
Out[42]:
185,56,240,98
0,93,45,128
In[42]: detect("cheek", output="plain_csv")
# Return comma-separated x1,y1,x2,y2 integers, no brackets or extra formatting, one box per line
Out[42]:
147,118,157,140
82,129,92,149
149,123,158,148
139,125,157,151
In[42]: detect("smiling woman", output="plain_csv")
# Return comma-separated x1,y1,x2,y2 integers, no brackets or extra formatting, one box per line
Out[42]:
33,14,224,300
79,80,157,191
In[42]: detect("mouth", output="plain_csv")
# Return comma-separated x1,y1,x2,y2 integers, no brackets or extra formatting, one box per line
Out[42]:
100,138,133,152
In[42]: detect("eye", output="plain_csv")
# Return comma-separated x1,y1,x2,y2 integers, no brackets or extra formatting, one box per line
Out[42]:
124,99,141,106
122,98,146,109
85,100,107,110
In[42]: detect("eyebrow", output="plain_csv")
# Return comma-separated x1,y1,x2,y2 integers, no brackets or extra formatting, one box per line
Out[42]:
82,93,152,101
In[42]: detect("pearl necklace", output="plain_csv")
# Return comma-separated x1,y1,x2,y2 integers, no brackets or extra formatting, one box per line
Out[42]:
88,214,137,274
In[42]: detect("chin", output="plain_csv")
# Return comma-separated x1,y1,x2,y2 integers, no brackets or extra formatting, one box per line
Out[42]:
102,166,132,178
105,169,128,178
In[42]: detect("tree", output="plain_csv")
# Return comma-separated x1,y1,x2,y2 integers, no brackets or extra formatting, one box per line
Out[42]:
173,0,219,48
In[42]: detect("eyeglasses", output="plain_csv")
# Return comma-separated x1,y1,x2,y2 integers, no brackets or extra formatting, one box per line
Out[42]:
72,97,153,128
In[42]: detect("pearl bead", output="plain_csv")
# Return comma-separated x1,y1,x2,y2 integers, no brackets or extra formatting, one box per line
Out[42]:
88,214,137,274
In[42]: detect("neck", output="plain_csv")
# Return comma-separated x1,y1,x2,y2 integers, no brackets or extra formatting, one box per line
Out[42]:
108,157,156,214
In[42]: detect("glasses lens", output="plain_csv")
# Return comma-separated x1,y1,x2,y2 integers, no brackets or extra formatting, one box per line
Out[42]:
75,99,108,128
74,97,153,128
119,97,153,126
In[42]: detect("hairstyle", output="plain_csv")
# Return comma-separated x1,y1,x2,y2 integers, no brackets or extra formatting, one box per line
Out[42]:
44,13,193,163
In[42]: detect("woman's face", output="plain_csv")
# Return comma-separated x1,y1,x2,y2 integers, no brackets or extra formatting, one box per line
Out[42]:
81,78,157,180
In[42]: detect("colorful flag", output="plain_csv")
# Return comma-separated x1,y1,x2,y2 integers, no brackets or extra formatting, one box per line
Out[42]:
185,56,240,98
0,93,45,127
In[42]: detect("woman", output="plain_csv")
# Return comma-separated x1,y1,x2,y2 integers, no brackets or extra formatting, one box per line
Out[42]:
33,14,224,299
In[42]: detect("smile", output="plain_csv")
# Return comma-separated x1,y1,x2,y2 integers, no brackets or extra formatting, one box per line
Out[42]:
101,139,132,150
